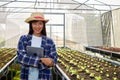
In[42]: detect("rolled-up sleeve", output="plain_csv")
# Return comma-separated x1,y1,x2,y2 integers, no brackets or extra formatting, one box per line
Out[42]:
38,39,58,69
17,35,39,67
47,39,58,65
50,43,58,64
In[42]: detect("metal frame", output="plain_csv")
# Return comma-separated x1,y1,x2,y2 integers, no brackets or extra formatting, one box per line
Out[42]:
85,46,120,65
0,55,17,80
54,65,71,80
0,55,17,73
0,0,120,14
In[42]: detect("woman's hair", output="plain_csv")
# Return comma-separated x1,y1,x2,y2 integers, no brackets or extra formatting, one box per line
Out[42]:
28,20,47,36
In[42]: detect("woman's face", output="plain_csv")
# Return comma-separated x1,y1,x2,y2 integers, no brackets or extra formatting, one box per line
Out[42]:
32,21,44,35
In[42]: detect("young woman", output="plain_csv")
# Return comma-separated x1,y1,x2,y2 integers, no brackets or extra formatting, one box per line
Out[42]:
17,12,58,80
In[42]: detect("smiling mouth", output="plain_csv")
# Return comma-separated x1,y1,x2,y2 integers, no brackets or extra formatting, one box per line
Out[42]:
35,29,41,32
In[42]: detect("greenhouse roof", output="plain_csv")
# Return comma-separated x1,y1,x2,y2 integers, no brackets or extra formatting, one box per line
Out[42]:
0,0,120,14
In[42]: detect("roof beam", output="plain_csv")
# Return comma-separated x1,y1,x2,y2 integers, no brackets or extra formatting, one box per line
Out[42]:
34,0,37,8
0,10,103,14
94,0,111,10
0,0,120,6
72,0,100,11
74,0,90,9
0,1,15,7
1,6,110,11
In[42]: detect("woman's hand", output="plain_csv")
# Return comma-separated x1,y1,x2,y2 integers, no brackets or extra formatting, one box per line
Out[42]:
40,58,54,67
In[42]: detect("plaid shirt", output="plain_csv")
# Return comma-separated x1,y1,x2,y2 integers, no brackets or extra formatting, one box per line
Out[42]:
17,35,58,80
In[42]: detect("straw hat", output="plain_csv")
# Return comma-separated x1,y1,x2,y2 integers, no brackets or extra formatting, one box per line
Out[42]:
25,12,49,23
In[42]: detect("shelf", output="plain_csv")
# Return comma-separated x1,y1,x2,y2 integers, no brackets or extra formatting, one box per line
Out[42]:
85,46,120,58
54,64,70,80
85,46,120,65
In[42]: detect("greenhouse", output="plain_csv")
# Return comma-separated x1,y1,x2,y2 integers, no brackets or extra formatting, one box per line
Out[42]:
0,0,120,80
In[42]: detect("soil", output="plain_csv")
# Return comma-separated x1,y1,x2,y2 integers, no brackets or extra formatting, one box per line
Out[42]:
96,46,120,52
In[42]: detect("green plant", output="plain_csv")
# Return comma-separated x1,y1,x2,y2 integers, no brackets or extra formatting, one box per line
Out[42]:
66,65,70,72
73,62,77,66
100,71,103,74
90,67,94,70
71,69,77,76
96,68,100,72
69,60,74,64
81,66,86,70
85,69,90,75
96,65,100,68
105,73,109,77
114,72,117,75
81,78,84,80
95,76,102,80
113,77,118,80
89,73,95,78
87,65,90,68
76,75,80,79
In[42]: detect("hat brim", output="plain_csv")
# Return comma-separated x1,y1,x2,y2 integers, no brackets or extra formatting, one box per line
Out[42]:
25,17,49,23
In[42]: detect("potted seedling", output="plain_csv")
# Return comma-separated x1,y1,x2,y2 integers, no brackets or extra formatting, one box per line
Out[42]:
105,73,110,78
69,60,74,64
73,62,77,66
78,69,83,72
113,72,117,75
81,66,86,71
81,78,85,80
87,65,90,68
89,73,95,78
90,67,94,70
66,65,70,72
70,69,77,76
85,69,90,75
76,75,80,79
113,77,118,80
95,68,100,72
104,63,108,67
96,65,100,68
78,65,81,68
100,71,103,74
95,75,102,80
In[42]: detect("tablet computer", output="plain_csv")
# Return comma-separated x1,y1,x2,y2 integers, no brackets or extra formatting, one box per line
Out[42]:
26,46,44,58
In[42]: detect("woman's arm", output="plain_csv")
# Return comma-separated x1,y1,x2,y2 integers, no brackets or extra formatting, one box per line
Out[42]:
40,39,58,67
17,35,39,67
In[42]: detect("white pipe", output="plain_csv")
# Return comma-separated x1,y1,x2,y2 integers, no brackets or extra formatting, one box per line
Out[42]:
0,55,17,73
55,64,71,80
